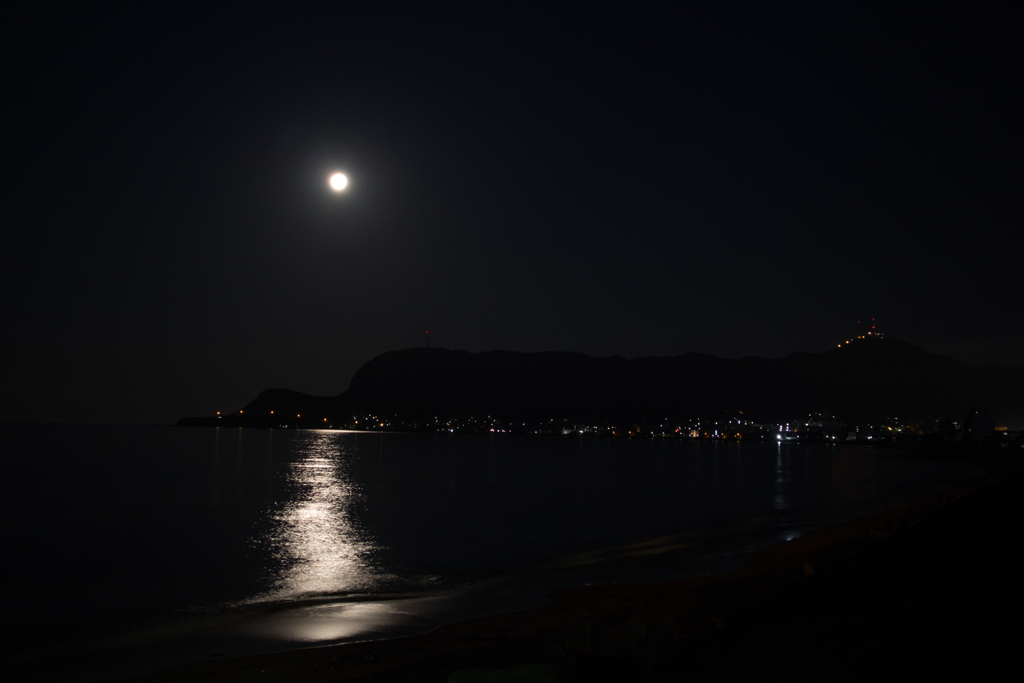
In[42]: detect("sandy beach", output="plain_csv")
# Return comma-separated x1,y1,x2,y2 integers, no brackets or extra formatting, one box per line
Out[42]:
98,452,1022,683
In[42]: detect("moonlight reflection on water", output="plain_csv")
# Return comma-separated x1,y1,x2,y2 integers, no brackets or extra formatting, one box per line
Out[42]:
261,432,376,600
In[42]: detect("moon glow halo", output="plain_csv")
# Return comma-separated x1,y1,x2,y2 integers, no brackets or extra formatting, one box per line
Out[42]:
329,173,348,191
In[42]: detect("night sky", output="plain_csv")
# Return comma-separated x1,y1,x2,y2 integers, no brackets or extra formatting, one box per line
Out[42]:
4,4,1021,425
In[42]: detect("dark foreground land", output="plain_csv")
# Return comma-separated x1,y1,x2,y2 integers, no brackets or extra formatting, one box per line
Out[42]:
119,455,1023,683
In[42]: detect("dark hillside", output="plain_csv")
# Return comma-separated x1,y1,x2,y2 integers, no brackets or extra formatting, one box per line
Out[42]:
178,338,1023,428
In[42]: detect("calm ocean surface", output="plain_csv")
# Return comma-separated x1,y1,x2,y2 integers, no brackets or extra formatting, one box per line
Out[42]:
2,425,978,681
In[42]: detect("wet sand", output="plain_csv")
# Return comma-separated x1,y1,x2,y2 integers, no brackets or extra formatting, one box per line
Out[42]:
107,454,1021,682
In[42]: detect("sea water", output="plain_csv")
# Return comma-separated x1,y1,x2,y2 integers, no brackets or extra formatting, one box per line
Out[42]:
0,425,978,681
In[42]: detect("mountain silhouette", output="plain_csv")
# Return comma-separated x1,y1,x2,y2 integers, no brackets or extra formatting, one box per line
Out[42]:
177,338,1023,428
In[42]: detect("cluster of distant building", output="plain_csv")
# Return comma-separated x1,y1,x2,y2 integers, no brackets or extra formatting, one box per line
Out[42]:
290,407,1021,448
836,326,886,346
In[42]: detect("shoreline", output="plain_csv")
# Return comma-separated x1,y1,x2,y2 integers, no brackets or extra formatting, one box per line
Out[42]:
113,456,1018,682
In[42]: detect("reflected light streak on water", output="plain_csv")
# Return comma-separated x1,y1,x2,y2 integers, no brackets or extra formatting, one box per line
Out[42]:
259,431,375,601
774,444,787,510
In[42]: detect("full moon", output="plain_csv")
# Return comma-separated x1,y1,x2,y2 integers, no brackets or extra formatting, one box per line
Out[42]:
329,173,348,191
